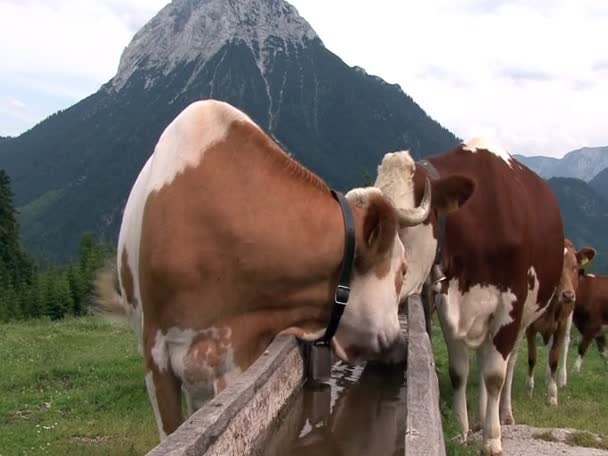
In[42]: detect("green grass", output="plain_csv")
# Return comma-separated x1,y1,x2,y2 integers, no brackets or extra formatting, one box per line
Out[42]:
431,319,608,455
565,431,608,450
0,317,157,455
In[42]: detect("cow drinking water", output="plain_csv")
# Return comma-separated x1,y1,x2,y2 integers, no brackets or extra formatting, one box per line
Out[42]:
95,100,433,440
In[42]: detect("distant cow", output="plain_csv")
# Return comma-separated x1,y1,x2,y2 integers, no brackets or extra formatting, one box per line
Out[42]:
96,100,433,440
525,239,587,405
375,139,564,455
570,249,608,372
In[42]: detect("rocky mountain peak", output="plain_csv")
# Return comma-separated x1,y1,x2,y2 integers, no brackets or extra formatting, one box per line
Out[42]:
111,0,319,91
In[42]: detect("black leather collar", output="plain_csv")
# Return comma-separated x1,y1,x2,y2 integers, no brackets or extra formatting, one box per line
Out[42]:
313,190,357,346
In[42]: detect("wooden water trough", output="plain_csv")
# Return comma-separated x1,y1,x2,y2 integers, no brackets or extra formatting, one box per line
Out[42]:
146,295,445,456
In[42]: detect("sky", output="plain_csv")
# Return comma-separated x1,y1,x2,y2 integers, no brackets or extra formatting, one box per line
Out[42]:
1,0,607,158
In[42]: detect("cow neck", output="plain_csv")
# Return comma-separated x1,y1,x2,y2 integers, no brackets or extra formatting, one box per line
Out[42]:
312,190,356,346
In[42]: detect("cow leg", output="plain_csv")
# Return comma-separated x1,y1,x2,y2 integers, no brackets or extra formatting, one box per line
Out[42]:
144,332,183,440
477,350,486,431
596,334,608,367
182,383,213,417
499,350,516,425
145,367,183,440
526,327,537,396
437,299,470,441
575,328,598,372
478,339,508,456
546,327,565,406
558,312,573,387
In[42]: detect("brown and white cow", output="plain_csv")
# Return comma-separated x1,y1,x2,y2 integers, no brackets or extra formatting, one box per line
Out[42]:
95,100,435,440
374,138,564,455
525,239,583,406
571,249,608,372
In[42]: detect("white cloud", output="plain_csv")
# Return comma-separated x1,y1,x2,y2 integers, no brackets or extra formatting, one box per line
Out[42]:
1,0,607,157
8,97,26,109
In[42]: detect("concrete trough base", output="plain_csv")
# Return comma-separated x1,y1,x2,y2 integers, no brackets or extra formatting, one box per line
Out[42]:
146,335,304,456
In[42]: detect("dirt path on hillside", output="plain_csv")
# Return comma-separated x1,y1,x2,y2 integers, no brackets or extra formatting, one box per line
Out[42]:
473,425,608,456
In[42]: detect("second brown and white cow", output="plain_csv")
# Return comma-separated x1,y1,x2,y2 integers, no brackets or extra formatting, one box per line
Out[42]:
525,239,586,405
96,100,443,441
571,250,608,372
375,138,564,455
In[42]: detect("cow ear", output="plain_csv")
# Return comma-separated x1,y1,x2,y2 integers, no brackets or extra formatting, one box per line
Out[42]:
431,175,476,214
362,195,397,258
576,247,596,267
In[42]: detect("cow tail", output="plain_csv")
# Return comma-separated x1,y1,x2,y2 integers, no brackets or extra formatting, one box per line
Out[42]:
92,259,128,319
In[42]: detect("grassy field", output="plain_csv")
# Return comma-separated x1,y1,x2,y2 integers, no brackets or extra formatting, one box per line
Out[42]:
431,320,608,455
1,317,606,456
0,317,157,455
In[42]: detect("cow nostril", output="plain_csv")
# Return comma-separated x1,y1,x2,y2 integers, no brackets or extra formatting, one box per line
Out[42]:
562,290,575,301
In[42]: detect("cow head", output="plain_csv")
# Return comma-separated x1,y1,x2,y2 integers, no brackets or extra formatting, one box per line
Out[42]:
327,186,429,364
560,239,596,305
374,151,475,299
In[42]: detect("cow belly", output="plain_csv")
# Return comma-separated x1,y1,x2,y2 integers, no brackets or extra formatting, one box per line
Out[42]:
150,326,242,410
441,279,517,348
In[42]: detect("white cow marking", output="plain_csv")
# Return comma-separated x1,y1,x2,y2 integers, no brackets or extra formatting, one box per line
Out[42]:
443,279,517,348
148,100,255,192
145,372,167,441
558,311,573,387
462,137,513,167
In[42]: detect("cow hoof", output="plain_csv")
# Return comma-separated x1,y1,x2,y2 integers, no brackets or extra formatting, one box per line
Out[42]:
483,439,503,456
546,396,558,407
500,415,514,425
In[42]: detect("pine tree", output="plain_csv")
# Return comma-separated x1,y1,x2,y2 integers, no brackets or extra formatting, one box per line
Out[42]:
3,286,19,321
0,169,35,290
44,269,68,320
0,287,8,322
67,264,86,315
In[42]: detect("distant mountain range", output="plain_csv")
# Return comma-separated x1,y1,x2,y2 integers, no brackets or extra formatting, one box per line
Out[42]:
515,146,608,182
548,177,608,273
0,0,606,272
589,167,608,200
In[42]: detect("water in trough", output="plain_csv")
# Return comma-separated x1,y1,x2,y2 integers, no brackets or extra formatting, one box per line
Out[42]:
259,354,407,456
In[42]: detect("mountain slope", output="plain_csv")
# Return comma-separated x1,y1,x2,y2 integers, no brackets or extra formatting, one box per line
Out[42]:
548,177,608,273
0,0,458,263
516,146,608,181
589,167,608,201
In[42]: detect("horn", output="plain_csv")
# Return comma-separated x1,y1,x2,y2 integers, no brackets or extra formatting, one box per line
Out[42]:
397,178,431,227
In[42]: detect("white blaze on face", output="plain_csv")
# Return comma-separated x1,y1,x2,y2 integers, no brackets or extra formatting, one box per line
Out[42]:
374,150,436,297
333,233,405,362
462,137,513,168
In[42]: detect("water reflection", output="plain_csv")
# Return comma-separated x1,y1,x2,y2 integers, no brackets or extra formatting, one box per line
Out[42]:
262,360,406,456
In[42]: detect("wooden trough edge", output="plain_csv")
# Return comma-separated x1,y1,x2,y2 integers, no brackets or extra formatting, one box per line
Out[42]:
146,335,305,456
405,294,447,456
